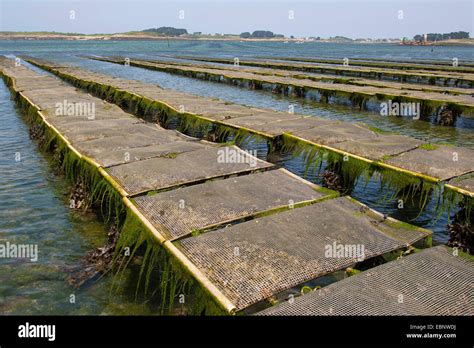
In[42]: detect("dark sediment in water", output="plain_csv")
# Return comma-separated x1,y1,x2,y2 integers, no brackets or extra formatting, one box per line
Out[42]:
447,202,473,254
322,168,344,192
437,105,458,126
28,123,43,140
68,222,120,288
69,181,88,210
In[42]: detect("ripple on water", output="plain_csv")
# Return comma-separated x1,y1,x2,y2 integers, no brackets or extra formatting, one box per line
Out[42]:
0,79,145,315
43,54,474,149
0,43,463,313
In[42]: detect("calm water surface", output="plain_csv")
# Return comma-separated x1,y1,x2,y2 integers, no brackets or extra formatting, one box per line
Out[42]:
0,40,469,314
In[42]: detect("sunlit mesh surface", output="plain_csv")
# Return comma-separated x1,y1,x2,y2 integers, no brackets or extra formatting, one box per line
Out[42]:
178,197,431,310
134,169,327,240
257,246,474,316
107,145,272,195
4,57,466,316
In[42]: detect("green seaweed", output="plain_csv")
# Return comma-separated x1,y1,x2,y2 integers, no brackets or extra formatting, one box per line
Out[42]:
279,133,370,194
29,59,469,221
278,132,462,221
345,268,361,277
373,165,438,214
111,211,227,314
366,125,396,135
12,62,472,313
1,75,226,315
349,93,368,110
420,143,439,151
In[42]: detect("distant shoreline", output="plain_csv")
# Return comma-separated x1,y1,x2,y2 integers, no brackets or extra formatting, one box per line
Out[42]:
0,33,364,43
0,34,292,42
1,33,473,46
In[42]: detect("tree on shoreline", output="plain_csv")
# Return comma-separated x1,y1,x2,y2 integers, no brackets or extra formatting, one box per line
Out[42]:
240,30,284,39
142,27,188,36
413,31,469,42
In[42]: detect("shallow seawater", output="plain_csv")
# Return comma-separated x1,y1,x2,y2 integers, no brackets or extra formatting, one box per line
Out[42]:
266,147,451,243
22,54,474,147
0,40,468,314
43,52,457,240
0,79,157,315
1,39,473,60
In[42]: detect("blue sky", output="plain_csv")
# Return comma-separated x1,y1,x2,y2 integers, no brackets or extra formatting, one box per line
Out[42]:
0,0,472,38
